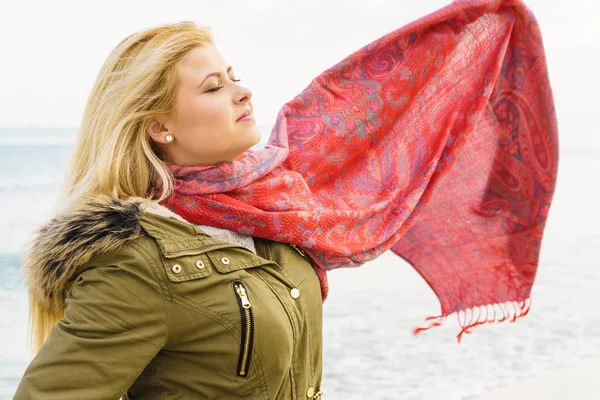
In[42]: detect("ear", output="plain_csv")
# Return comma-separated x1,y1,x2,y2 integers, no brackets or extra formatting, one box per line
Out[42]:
147,119,172,145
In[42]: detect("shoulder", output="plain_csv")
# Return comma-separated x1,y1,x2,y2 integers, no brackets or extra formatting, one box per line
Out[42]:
22,195,165,315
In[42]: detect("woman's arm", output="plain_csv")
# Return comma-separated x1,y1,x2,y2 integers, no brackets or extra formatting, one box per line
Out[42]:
13,244,168,400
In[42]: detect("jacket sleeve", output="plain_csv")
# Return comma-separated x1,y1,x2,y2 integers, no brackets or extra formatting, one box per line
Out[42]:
13,244,168,400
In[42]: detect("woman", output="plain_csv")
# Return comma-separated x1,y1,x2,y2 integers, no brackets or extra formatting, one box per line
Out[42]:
14,22,324,399
15,0,559,397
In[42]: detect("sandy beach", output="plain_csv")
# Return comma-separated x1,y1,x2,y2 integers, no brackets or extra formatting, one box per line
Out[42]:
469,356,600,399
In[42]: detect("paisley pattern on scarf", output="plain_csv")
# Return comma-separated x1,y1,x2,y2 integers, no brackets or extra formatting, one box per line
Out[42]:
160,0,559,340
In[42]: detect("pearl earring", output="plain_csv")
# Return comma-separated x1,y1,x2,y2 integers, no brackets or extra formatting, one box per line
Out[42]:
165,134,174,143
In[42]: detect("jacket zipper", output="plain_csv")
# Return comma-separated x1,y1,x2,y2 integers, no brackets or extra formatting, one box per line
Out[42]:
290,243,316,266
232,281,254,378
163,244,253,259
290,243,306,257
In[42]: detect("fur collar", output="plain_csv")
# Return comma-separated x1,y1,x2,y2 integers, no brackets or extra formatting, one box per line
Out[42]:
23,195,150,314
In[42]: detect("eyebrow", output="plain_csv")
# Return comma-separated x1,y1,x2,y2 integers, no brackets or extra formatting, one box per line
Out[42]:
198,66,233,88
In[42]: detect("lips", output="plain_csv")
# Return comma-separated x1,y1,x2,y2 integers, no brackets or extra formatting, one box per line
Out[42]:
236,110,252,122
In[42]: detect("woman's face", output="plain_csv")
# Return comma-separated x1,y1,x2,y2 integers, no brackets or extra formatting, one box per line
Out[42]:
148,45,260,165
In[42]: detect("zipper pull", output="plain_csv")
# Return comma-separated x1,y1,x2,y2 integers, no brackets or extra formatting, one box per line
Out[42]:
236,284,252,309
290,243,306,257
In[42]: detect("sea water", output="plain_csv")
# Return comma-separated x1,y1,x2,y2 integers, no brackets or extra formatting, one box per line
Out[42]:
0,127,598,399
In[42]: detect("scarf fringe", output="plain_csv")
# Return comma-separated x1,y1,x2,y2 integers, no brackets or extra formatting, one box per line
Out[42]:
413,298,532,342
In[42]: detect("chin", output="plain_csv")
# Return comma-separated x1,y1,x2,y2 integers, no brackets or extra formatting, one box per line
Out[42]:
251,128,261,146
226,132,260,162
242,124,261,147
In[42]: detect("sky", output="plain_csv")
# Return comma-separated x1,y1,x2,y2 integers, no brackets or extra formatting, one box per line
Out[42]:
0,0,597,148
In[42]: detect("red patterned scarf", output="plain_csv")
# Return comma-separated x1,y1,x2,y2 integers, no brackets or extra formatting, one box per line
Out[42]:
160,0,559,340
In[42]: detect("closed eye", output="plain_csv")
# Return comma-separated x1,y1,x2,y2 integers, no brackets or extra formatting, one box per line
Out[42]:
206,78,242,93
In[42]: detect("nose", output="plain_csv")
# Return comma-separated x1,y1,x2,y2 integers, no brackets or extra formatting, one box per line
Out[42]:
234,84,252,104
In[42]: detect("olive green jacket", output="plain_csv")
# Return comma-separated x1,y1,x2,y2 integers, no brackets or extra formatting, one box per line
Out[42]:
14,196,323,399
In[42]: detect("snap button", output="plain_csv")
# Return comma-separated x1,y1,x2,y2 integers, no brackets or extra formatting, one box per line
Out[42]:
306,387,315,398
220,257,230,265
171,264,182,274
195,260,205,269
290,288,300,299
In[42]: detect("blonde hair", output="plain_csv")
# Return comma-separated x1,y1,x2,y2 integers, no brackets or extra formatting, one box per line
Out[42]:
28,21,214,354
